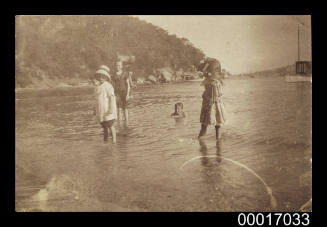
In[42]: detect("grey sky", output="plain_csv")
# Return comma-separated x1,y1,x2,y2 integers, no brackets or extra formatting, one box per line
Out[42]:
134,15,311,74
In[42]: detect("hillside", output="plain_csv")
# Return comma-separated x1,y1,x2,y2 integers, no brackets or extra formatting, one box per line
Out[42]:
15,15,205,88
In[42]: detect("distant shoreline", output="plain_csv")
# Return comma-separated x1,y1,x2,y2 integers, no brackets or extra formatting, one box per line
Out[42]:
15,80,187,92
15,83,93,92
15,74,284,92
15,76,201,92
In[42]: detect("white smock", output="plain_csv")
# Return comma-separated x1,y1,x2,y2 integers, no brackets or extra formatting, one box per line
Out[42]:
94,81,117,124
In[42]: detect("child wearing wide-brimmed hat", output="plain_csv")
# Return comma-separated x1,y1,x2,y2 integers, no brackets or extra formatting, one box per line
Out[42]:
93,66,117,143
198,58,227,139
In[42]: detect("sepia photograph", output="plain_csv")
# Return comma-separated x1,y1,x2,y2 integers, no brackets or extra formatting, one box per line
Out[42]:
15,15,312,212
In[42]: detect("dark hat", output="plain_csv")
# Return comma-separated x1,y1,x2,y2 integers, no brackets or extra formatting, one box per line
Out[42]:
206,60,221,74
197,58,221,74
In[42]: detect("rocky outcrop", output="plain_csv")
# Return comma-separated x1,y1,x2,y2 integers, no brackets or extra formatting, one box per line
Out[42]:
136,77,145,84
156,68,173,83
143,81,152,85
146,75,157,84
160,71,172,83
174,70,184,82
183,71,200,80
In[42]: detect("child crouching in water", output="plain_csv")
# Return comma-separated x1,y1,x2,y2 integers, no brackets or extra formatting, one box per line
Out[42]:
171,102,187,125
93,66,117,143
171,102,186,118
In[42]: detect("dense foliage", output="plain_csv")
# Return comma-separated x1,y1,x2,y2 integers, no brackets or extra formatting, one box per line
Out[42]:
15,15,205,88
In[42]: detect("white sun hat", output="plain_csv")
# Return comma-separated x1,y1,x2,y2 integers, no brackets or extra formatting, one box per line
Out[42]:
95,69,111,80
99,65,110,73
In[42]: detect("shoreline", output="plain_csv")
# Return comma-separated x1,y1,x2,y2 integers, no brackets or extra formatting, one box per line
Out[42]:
15,75,284,92
15,79,198,92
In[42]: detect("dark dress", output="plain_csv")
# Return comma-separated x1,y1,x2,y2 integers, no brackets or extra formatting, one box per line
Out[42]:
112,71,129,109
200,78,226,126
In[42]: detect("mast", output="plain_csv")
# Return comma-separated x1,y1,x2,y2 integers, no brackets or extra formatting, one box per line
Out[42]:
298,24,300,61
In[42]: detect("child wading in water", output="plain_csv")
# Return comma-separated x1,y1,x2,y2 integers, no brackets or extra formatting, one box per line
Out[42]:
112,61,131,126
93,66,117,143
198,58,227,140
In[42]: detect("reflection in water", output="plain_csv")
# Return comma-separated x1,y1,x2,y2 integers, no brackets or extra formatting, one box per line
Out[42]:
174,118,186,128
16,78,311,211
216,140,223,163
198,138,223,166
198,138,209,166
196,138,226,210
193,138,278,210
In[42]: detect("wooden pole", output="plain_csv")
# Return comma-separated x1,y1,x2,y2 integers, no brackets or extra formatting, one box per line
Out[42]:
298,24,300,61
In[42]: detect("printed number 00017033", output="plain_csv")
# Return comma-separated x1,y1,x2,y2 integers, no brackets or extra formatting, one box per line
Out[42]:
237,213,310,226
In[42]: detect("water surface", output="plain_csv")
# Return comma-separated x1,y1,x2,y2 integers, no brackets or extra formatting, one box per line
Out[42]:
15,77,312,211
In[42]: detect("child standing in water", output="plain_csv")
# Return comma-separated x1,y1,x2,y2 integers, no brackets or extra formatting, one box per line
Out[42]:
94,67,117,143
198,58,227,139
112,61,131,125
124,63,136,98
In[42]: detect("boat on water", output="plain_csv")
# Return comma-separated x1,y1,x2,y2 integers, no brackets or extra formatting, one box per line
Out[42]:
285,24,312,83
285,74,312,83
185,78,203,82
285,60,312,83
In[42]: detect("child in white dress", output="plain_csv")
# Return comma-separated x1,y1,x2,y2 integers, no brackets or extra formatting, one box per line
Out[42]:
94,68,117,143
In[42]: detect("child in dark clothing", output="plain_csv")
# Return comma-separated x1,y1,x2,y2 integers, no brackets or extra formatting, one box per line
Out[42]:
198,58,227,140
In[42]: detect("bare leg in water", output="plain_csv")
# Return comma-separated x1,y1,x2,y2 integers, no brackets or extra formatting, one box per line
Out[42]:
117,108,121,122
215,125,221,139
123,108,129,126
198,124,207,139
102,123,109,141
110,126,117,144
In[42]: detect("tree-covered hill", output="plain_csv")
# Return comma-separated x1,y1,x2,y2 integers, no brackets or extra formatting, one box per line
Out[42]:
15,15,205,88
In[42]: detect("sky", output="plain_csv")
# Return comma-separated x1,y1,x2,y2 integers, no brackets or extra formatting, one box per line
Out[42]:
134,15,311,74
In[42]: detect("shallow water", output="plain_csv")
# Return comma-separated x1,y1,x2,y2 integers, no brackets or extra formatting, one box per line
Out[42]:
15,77,312,212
